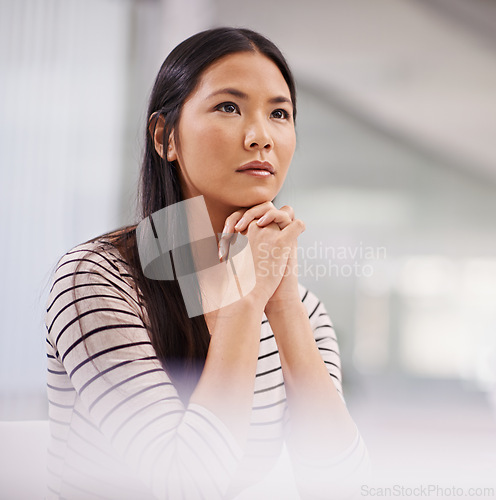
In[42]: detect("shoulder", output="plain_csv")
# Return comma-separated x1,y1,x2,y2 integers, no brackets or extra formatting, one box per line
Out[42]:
53,239,131,278
48,234,141,301
46,238,142,320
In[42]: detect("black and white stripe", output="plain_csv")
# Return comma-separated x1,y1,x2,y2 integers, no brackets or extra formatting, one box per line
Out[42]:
45,241,367,499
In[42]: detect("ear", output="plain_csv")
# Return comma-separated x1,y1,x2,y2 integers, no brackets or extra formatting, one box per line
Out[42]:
166,129,178,163
148,113,178,162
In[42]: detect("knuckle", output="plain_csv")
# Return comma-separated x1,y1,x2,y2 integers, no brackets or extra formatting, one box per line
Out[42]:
246,206,261,218
257,203,273,217
244,202,274,220
272,209,287,221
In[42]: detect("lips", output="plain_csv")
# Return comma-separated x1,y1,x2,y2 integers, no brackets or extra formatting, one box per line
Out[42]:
236,161,275,174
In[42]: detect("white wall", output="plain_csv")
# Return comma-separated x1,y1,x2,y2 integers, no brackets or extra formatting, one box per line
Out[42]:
0,0,131,416
0,0,215,419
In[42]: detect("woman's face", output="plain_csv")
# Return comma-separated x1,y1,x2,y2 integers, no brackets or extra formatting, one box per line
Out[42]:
168,51,296,213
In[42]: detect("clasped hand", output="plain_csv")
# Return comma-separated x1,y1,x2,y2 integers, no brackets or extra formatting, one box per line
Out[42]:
218,202,305,310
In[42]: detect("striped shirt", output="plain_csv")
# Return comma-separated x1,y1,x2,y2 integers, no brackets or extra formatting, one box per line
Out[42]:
45,240,368,499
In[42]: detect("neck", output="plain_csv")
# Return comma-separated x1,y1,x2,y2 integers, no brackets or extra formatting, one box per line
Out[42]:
180,186,240,239
204,198,241,238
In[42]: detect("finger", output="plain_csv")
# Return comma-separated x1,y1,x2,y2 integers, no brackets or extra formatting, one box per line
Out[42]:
233,201,275,232
221,231,240,262
222,210,245,237
219,210,245,261
256,208,293,229
279,205,295,221
218,237,231,262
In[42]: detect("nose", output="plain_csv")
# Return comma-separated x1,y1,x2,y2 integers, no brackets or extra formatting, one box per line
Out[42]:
244,117,273,151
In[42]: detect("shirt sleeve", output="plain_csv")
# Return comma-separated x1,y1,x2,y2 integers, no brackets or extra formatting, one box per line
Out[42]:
45,243,242,500
282,285,371,499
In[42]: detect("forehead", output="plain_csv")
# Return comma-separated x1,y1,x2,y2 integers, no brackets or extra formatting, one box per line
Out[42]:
192,52,291,100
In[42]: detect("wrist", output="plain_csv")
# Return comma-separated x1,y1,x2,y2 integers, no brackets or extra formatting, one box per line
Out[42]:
265,294,304,317
243,289,270,314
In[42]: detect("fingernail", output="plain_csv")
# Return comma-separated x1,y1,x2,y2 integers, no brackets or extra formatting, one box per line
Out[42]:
218,246,225,262
257,215,268,225
234,217,245,230
218,239,228,262
222,223,229,236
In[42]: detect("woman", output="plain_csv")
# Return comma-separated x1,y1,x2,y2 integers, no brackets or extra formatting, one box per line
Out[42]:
45,27,368,499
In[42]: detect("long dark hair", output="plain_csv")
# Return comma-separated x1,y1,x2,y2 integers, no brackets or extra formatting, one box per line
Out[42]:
85,27,297,402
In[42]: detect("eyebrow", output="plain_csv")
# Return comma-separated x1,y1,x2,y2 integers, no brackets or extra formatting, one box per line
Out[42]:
206,87,292,106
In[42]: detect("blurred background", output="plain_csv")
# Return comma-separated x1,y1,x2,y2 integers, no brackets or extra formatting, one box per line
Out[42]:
1,0,495,493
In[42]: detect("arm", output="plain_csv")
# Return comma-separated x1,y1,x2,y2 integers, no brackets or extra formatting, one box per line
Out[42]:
224,205,362,457
265,296,357,459
266,264,370,497
188,293,265,447
226,206,370,497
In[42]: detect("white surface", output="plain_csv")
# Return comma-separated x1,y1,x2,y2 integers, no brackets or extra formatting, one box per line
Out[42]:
0,420,49,500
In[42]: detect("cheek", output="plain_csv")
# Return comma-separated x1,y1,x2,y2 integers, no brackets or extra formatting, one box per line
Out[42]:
206,123,239,146
186,122,236,159
280,130,296,163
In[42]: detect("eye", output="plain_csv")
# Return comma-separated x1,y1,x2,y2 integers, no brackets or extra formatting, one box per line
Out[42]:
271,108,290,120
216,102,239,114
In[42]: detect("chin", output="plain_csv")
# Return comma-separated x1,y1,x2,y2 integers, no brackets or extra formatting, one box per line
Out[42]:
235,190,276,208
236,188,277,207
